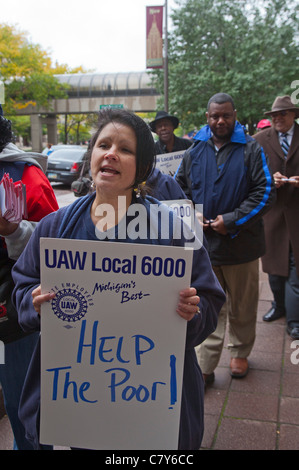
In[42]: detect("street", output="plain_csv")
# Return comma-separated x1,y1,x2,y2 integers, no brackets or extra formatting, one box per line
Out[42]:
51,182,78,208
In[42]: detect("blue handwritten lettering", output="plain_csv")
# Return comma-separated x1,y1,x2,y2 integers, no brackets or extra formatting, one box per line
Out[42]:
105,367,167,403
116,337,130,363
45,353,177,406
98,336,115,363
133,335,155,365
76,320,155,366
77,320,98,365
105,367,130,402
169,355,177,408
46,366,97,403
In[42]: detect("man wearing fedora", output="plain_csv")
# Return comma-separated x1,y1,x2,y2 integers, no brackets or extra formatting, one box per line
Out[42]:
149,111,192,154
254,95,299,339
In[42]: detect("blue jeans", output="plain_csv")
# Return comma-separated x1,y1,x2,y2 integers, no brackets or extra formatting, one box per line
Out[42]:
0,332,39,450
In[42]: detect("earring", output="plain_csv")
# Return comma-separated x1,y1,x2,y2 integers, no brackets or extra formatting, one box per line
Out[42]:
134,181,145,198
134,185,141,198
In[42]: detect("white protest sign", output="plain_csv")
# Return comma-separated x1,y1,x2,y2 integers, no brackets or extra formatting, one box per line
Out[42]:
161,199,194,230
155,150,185,176
40,238,193,450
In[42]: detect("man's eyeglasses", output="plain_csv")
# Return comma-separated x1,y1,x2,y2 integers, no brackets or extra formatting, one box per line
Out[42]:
271,110,289,118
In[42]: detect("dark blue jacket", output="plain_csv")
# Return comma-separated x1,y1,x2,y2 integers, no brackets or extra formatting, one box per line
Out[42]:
147,167,188,201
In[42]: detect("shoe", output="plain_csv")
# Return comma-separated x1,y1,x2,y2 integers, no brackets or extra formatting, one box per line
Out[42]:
230,358,249,378
263,307,285,322
203,372,215,386
286,326,299,340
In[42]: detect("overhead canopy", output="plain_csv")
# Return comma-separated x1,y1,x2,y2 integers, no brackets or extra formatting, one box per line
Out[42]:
55,72,158,98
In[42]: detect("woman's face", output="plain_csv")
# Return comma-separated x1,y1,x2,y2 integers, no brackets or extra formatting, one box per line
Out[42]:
90,122,137,200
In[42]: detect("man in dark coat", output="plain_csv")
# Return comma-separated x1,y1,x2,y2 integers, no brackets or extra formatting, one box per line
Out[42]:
149,111,192,154
175,93,275,382
254,95,299,339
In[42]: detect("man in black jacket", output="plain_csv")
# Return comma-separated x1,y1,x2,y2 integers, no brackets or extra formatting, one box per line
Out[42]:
175,93,275,382
149,111,192,154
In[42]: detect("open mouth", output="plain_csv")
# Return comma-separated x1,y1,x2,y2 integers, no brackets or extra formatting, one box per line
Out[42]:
100,166,120,175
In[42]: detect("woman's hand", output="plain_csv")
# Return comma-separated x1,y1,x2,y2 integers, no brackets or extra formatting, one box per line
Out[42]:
32,285,56,316
0,210,18,236
177,287,200,321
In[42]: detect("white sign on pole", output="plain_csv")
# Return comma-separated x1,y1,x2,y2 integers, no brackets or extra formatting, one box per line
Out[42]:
161,199,194,230
40,239,193,450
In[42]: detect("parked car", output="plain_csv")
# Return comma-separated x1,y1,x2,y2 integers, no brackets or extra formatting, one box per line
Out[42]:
46,148,87,185
42,144,83,156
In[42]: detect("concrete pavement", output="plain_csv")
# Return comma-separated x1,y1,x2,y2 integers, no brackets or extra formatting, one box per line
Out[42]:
201,267,299,450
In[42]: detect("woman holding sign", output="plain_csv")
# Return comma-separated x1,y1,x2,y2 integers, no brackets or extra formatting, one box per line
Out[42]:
12,108,225,450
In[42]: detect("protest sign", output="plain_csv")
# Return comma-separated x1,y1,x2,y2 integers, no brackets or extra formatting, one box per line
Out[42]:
40,238,193,449
161,199,194,230
0,173,27,223
155,151,185,176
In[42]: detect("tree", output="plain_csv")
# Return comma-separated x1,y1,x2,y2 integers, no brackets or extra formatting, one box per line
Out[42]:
153,0,299,133
58,114,92,145
0,23,67,114
9,115,31,146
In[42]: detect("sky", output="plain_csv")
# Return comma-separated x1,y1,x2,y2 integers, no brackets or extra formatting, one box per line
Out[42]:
1,0,178,74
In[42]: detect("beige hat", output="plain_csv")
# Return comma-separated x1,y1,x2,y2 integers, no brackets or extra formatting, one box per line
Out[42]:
265,95,299,118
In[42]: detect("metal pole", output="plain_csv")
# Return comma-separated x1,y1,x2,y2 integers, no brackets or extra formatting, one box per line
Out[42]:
164,0,169,112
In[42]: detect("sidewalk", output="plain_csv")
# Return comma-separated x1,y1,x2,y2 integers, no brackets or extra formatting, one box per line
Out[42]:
200,266,299,450
1,264,299,450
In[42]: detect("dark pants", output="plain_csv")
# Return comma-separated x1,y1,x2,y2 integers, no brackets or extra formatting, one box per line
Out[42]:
0,333,39,450
268,250,299,328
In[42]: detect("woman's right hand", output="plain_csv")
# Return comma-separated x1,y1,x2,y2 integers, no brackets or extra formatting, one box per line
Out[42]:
0,210,18,236
32,285,56,316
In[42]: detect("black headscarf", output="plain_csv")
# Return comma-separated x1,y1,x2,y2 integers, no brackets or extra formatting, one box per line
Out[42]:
0,115,13,153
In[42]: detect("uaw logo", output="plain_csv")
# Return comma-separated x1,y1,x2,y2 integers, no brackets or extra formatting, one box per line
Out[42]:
51,285,93,323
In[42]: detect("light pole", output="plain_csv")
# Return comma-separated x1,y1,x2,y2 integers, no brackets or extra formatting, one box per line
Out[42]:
164,0,169,112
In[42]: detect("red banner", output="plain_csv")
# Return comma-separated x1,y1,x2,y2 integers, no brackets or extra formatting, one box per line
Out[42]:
146,5,163,69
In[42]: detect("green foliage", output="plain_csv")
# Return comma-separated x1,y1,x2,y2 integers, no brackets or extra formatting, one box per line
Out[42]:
153,0,299,133
9,115,31,145
57,114,93,144
0,23,68,114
